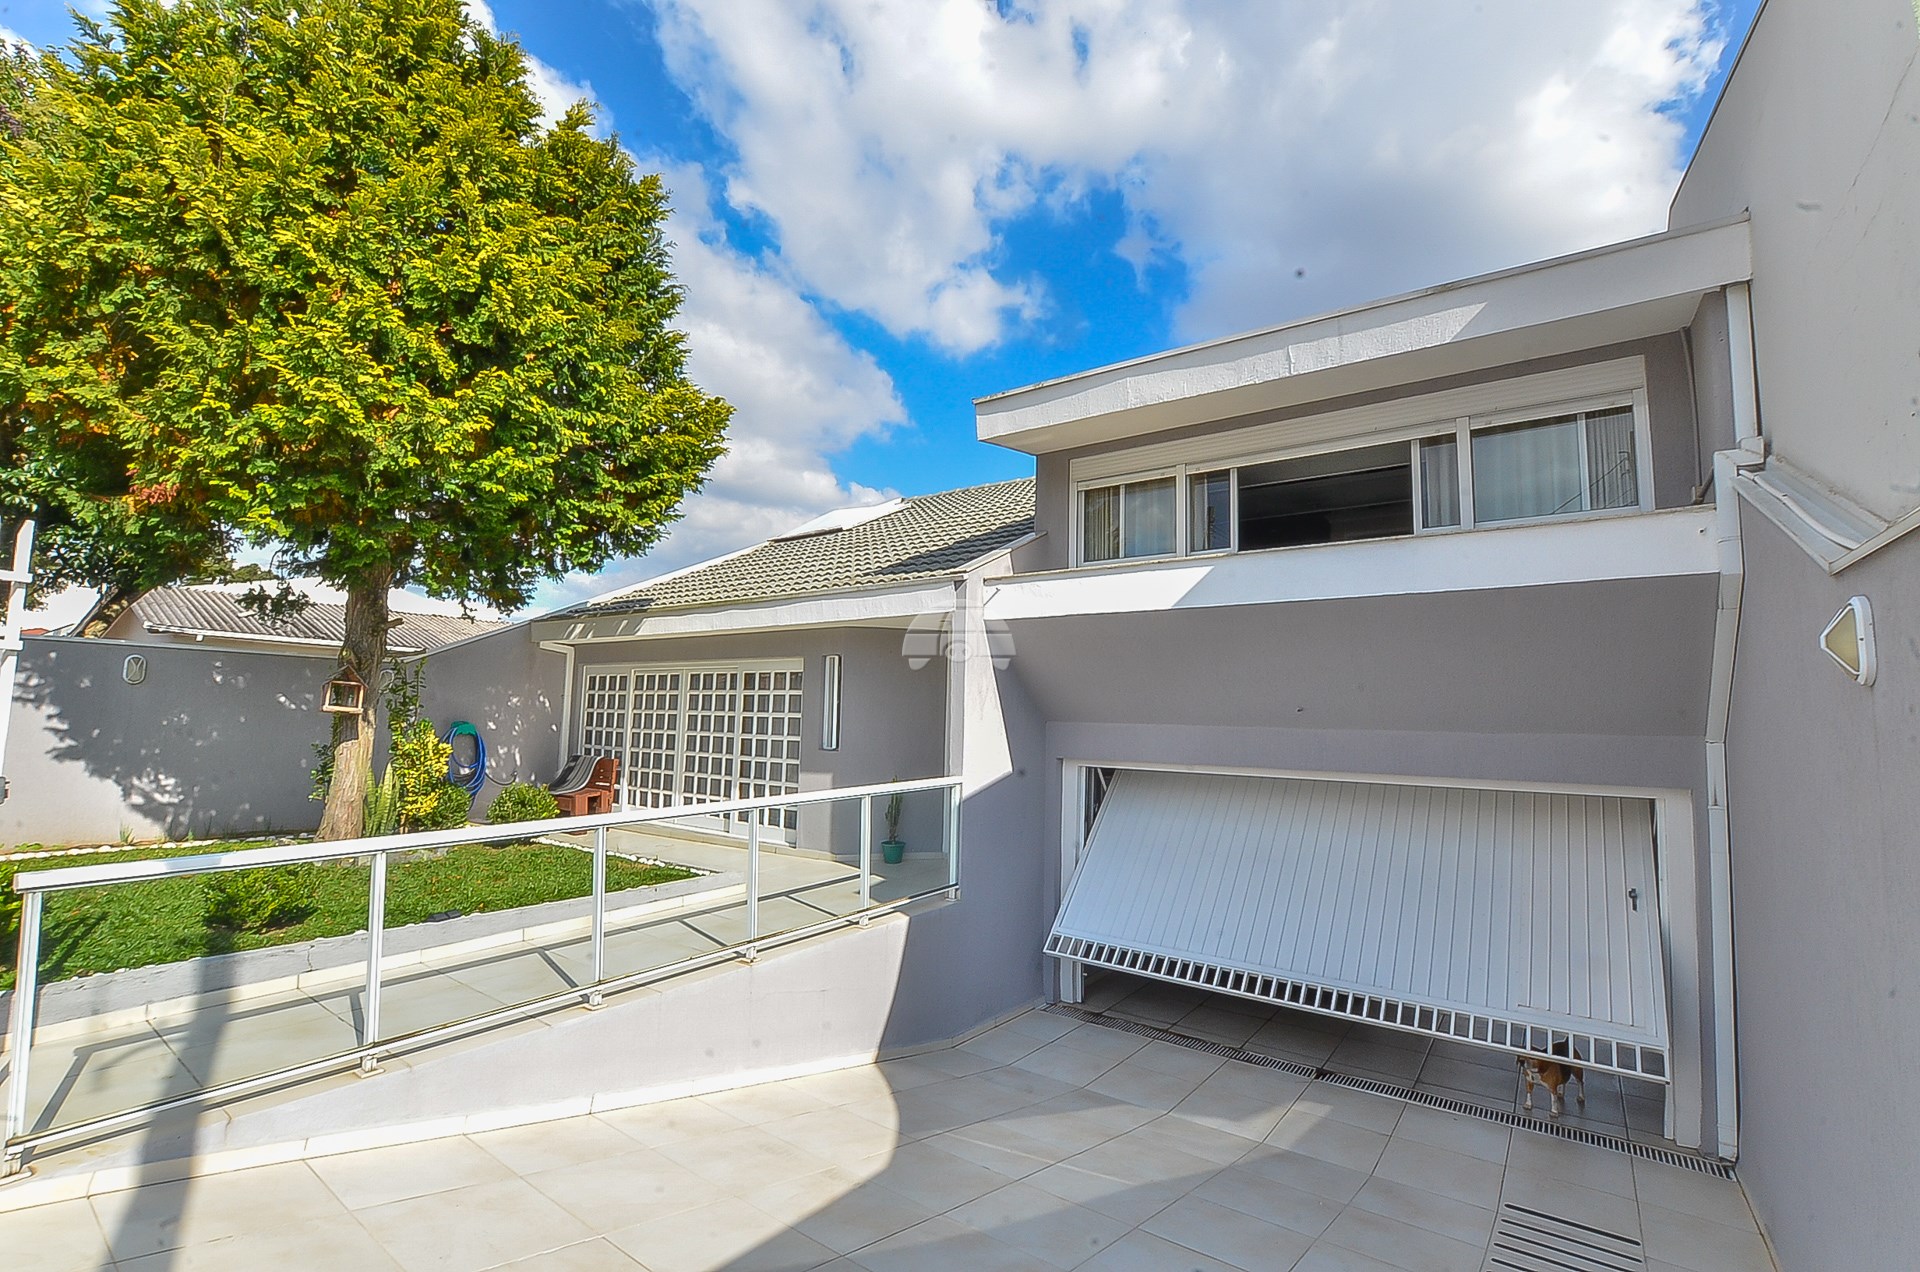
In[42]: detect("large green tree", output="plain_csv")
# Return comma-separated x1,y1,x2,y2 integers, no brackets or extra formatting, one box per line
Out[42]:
0,1,729,837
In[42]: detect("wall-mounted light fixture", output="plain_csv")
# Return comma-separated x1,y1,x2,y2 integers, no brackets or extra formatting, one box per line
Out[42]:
122,653,147,685
1819,596,1876,686
821,653,842,751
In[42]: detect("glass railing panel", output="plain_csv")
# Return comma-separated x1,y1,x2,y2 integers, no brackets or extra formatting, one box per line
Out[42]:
868,785,955,904
14,860,369,1136
598,813,751,981
753,792,867,932
358,830,641,1043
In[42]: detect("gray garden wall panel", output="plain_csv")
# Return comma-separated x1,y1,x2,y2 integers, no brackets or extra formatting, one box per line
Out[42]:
1028,335,1703,573
1,637,331,846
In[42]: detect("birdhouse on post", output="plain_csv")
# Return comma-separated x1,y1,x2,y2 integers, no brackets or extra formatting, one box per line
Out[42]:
322,666,369,715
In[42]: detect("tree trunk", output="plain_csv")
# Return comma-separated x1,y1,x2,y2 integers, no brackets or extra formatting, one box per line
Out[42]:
315,566,393,840
73,583,144,638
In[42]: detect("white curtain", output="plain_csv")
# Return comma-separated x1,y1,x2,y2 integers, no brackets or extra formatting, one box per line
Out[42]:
1419,436,1461,528
1123,478,1178,557
1585,408,1638,510
1082,486,1120,561
1473,415,1585,522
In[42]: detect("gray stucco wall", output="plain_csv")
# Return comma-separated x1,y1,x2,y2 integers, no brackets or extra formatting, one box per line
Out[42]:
1,637,331,846
1686,291,1737,476
1722,511,1920,1270
1027,335,1703,573
566,627,950,855
416,625,566,806
1666,2,1920,1263
1672,0,1920,522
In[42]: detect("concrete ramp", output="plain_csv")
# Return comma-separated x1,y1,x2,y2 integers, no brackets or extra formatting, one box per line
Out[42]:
0,914,952,1201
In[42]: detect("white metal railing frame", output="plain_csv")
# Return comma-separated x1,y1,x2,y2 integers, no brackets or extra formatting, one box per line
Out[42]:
3,774,961,1175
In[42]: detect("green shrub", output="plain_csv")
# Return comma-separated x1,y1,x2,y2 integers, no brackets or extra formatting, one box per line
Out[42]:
392,721,454,831
364,763,402,837
487,782,560,824
418,783,473,831
204,865,318,933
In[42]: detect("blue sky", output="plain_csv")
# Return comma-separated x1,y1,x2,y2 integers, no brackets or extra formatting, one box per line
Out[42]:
1,0,1762,614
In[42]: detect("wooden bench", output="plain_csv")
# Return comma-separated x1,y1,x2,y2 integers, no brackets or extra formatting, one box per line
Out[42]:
550,754,619,816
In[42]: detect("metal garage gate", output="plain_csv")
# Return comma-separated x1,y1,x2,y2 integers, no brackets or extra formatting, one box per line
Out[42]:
1047,770,1671,1081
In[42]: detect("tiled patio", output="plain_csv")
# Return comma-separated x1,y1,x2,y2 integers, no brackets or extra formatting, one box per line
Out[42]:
6,1006,1775,1271
1080,972,1674,1146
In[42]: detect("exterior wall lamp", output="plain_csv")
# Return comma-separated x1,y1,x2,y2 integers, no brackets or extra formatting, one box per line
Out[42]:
1819,596,1876,687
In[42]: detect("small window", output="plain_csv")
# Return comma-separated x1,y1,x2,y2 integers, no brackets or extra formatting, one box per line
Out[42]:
1472,406,1637,524
1081,476,1178,562
1189,470,1233,552
1237,441,1413,550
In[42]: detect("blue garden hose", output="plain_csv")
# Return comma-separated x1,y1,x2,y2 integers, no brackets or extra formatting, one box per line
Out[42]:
443,721,488,797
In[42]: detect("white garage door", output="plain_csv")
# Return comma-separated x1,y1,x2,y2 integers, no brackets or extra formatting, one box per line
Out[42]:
1048,770,1670,1081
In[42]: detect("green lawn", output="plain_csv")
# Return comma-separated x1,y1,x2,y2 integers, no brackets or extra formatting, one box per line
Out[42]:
0,841,695,990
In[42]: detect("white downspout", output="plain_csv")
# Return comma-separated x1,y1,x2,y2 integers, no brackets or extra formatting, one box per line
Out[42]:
1704,280,1764,1160
538,640,576,772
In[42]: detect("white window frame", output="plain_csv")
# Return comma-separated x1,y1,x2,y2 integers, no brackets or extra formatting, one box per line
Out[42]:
1073,467,1183,565
1463,389,1654,529
1066,377,1654,567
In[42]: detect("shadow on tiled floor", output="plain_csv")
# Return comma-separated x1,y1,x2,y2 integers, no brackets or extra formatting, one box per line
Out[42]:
1081,971,1673,1147
0,1003,1776,1271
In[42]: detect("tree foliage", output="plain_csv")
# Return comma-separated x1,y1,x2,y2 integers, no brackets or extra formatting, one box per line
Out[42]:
0,0,730,834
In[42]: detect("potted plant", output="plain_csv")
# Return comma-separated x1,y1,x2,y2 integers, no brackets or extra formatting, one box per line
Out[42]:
881,787,906,864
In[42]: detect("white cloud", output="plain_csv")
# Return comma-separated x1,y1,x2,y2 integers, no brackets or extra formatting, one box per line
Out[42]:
649,0,1726,350
462,1,608,133
0,25,31,49
529,160,906,611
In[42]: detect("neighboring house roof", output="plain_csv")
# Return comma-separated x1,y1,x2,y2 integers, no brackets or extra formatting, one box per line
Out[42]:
133,586,507,655
569,478,1036,618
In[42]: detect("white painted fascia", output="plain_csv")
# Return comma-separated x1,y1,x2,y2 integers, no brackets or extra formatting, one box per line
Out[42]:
985,505,1717,621
977,217,1751,455
532,579,957,644
1733,457,1920,574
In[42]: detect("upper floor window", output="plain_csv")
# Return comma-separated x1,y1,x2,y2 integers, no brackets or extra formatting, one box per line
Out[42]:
1073,394,1647,566
1082,476,1177,563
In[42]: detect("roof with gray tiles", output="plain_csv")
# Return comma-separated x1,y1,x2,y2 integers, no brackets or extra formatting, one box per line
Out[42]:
135,587,507,654
570,478,1035,617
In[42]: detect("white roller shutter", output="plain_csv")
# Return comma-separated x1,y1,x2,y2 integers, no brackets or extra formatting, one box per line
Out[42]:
1048,770,1670,1081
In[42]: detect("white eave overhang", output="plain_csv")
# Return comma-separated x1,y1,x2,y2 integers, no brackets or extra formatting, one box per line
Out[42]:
985,505,1718,622
976,217,1752,455
530,578,960,645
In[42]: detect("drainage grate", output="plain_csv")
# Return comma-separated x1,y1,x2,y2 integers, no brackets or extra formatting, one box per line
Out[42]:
1485,1203,1645,1271
1041,1003,1735,1179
